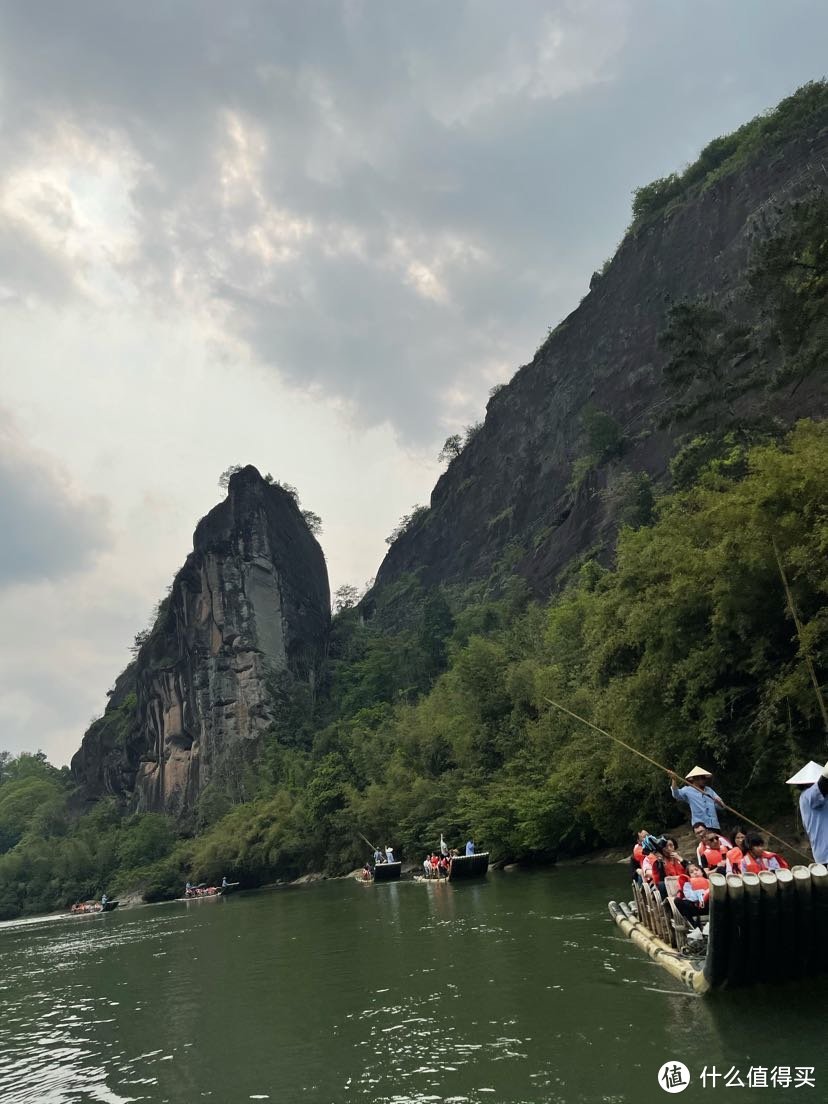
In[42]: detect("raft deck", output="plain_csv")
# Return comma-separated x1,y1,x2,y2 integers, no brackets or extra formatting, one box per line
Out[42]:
610,863,828,991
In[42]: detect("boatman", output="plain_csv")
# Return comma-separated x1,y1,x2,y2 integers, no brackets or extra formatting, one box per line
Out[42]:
669,766,724,829
465,839,475,856
786,759,828,863
385,844,395,864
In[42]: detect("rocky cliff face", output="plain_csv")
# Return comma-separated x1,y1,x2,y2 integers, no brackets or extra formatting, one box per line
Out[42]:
372,113,828,605
72,467,330,815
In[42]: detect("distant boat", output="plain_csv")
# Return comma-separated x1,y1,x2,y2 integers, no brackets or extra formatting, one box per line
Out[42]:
178,881,240,902
448,853,489,881
610,863,828,992
372,861,402,883
70,900,119,915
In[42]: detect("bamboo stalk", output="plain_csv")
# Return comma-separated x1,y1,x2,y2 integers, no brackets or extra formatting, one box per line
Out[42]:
772,536,828,738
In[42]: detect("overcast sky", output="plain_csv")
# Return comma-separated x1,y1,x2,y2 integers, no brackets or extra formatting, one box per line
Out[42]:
1,1,826,766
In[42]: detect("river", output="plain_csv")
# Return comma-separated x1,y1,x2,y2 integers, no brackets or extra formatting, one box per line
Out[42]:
0,868,824,1104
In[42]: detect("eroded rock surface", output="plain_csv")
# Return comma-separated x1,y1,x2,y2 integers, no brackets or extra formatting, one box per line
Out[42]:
372,122,828,606
72,467,329,815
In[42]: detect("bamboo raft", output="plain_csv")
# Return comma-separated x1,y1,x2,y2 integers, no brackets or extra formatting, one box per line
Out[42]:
610,863,828,992
372,861,401,883
71,900,119,915
448,853,489,881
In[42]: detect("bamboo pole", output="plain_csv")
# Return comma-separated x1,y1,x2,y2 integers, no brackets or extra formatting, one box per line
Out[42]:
542,695,812,861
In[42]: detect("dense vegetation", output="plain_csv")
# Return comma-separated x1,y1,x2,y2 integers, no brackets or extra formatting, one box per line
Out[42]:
631,80,827,225
1,421,825,917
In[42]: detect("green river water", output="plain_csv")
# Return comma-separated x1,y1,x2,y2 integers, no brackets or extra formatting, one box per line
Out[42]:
0,868,824,1104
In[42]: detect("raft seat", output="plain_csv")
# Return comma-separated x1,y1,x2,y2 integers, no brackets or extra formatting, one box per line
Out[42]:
664,894,691,953
640,881,673,946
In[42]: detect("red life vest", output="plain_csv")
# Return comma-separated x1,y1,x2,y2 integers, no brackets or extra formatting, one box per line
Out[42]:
690,875,710,905
742,851,790,874
633,843,644,865
701,847,724,870
663,858,684,877
677,874,709,902
642,855,663,884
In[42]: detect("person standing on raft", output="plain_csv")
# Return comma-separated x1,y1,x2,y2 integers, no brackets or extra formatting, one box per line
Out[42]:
669,766,725,829
786,759,828,863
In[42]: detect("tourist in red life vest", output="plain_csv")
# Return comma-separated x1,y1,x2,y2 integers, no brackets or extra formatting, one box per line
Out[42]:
430,853,440,875
662,837,686,877
674,863,710,925
632,829,648,866
640,835,669,897
699,832,727,874
740,833,789,874
629,829,649,882
691,821,732,864
725,828,747,874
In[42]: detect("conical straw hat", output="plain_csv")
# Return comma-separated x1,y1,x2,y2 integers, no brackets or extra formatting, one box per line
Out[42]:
685,765,713,779
785,760,823,785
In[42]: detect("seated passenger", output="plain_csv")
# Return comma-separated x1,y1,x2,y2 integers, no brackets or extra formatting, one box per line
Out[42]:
630,829,649,883
691,821,708,862
640,835,668,897
430,853,440,876
725,828,747,874
423,856,432,877
692,822,732,863
662,837,686,877
439,856,450,878
740,833,790,873
699,833,727,874
674,863,710,926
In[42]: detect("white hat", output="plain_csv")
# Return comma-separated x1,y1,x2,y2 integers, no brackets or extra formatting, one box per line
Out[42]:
785,760,823,785
685,765,713,779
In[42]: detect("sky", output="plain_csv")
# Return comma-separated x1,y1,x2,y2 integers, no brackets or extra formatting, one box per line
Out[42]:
1,1,826,766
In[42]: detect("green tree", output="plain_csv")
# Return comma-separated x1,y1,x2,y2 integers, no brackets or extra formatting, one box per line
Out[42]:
438,435,462,463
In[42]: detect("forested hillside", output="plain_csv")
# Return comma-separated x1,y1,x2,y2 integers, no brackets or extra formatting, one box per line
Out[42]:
2,422,825,917
0,84,826,919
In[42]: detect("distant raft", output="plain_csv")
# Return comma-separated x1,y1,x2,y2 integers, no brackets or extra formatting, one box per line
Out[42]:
609,863,828,992
448,852,489,881
70,900,119,915
372,862,402,883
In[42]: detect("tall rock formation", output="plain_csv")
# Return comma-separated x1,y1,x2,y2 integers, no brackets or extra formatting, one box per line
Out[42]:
371,86,828,607
72,467,330,815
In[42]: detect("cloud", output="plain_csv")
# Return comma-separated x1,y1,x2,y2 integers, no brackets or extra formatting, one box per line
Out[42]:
1,2,826,439
0,410,111,587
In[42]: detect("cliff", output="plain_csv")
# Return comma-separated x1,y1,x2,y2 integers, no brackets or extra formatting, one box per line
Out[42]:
371,85,828,607
71,467,330,815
